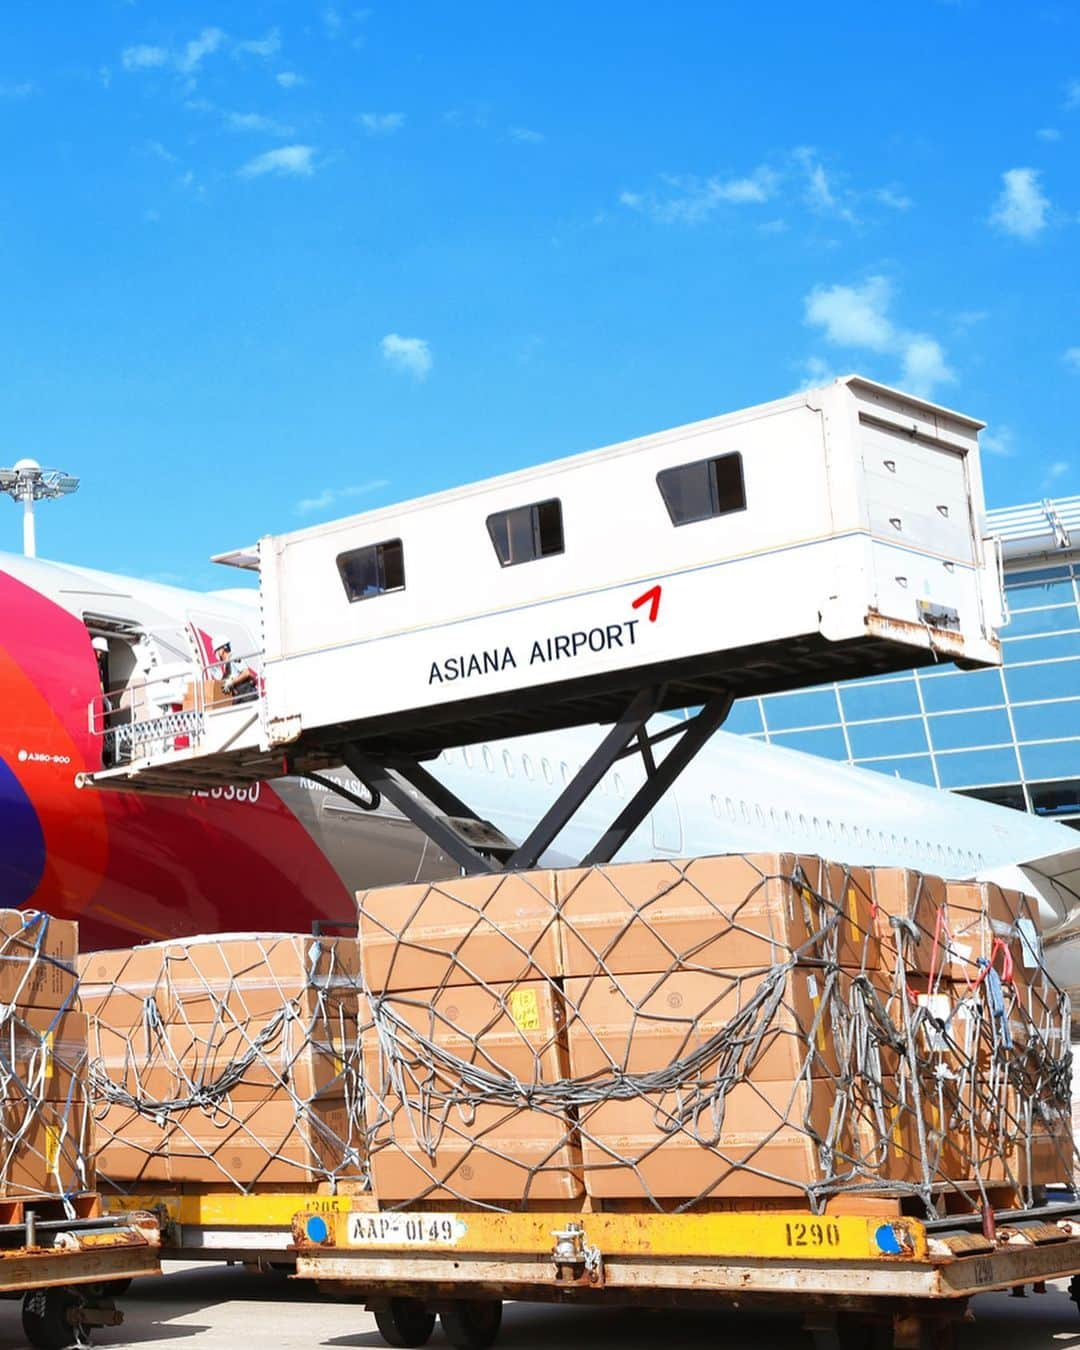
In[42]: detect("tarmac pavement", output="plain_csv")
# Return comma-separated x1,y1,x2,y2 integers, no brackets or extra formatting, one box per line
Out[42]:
1,1262,1080,1349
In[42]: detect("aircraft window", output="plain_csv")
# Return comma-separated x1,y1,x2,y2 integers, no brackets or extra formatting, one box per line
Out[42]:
657,452,746,526
463,746,474,767
502,749,515,778
812,816,821,834
337,538,405,602
825,819,834,839
853,825,863,845
710,794,721,818
560,761,570,784
798,813,808,832
522,754,535,780
839,822,849,842
486,499,564,567
755,805,765,827
769,807,779,829
482,746,495,773
784,809,794,830
542,757,554,784
891,833,898,851
614,773,625,797
741,801,751,824
726,798,737,822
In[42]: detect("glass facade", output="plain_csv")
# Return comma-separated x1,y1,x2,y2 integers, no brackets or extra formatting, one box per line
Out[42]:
730,546,1080,828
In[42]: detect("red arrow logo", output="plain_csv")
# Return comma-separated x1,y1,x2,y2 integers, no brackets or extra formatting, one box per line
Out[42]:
632,584,662,623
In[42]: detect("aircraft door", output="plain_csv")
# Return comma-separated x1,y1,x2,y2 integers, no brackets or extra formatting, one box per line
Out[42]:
650,789,682,854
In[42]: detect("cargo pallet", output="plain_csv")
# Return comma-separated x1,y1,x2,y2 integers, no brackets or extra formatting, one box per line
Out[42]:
291,1200,1080,1350
0,1193,160,1348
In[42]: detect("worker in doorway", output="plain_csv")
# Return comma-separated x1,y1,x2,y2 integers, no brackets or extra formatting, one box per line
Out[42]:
213,640,258,703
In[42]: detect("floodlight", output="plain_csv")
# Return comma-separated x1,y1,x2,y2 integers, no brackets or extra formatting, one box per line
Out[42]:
0,460,80,557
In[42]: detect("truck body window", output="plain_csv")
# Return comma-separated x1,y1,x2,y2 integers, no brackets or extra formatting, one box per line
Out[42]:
657,452,745,526
486,499,564,566
337,539,405,602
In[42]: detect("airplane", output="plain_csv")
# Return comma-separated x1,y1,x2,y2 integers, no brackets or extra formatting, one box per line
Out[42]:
2,547,1080,1003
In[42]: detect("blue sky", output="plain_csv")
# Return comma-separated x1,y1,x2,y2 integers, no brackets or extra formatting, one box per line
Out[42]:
1,1,1078,587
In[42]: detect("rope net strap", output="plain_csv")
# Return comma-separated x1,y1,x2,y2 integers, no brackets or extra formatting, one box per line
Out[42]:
83,934,366,1194
0,911,88,1208
357,856,1074,1216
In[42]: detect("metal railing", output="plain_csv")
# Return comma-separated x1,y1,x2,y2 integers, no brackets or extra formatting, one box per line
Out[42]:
89,650,264,768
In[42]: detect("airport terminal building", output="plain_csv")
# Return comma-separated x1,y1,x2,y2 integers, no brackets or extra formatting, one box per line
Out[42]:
729,495,1080,828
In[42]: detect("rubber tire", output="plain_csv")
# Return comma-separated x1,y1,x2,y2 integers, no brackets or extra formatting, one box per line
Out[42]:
373,1297,436,1348
21,1287,85,1350
440,1299,503,1350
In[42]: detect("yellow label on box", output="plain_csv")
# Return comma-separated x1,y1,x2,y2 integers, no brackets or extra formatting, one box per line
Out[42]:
45,1124,60,1172
509,988,540,1032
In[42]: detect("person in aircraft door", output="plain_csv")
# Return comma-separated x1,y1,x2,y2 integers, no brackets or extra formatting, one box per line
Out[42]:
213,640,258,702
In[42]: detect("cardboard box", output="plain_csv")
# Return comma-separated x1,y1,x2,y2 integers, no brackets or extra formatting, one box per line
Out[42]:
0,1099,93,1198
565,966,851,1085
0,1010,88,1106
557,855,879,979
870,870,946,977
943,883,1017,984
358,872,561,994
93,1096,359,1187
576,1076,838,1200
78,934,360,1024
0,912,78,1010
365,979,581,1203
89,1015,357,1104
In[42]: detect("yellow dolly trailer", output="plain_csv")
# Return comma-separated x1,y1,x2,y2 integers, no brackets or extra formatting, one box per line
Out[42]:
104,1190,352,1271
0,1202,160,1349
291,1202,1080,1350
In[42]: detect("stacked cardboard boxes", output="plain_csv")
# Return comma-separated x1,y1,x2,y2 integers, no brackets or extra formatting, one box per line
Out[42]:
360,872,580,1203
81,934,364,1189
357,855,1073,1214
0,910,91,1199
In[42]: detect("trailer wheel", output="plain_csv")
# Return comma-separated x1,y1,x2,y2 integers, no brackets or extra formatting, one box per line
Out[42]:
372,1297,436,1347
440,1298,503,1350
21,1287,89,1350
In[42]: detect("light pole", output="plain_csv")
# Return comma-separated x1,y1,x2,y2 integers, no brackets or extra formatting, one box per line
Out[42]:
0,460,80,558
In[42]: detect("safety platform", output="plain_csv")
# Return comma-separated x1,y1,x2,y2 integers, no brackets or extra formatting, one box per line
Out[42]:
79,376,1004,872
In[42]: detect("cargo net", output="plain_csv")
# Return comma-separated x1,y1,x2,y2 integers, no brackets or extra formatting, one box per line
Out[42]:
358,858,1075,1217
0,911,92,1207
83,935,365,1193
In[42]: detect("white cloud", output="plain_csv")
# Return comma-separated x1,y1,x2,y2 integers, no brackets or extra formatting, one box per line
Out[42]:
990,167,1049,239
238,144,316,178
146,139,177,162
873,186,913,210
805,277,895,351
380,334,433,380
796,356,839,391
508,126,544,144
296,479,391,514
1043,460,1071,491
900,336,954,398
804,275,954,397
358,112,405,136
177,27,226,74
619,167,777,224
1064,347,1080,371
0,80,35,99
795,147,856,222
1065,79,1080,109
122,44,168,71
236,30,280,58
980,427,1014,457
1037,127,1062,142
227,111,294,135
323,6,343,35
276,71,304,89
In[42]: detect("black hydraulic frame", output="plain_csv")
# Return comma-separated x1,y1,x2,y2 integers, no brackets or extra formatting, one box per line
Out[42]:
329,687,734,876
